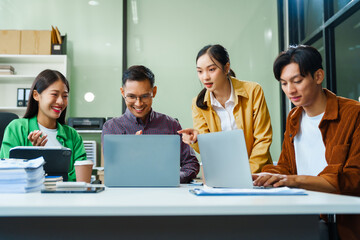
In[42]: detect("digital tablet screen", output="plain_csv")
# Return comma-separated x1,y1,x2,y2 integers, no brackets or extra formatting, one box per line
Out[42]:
41,187,105,194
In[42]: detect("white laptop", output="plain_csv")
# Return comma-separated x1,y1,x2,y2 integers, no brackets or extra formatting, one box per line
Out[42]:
198,129,254,188
103,134,180,187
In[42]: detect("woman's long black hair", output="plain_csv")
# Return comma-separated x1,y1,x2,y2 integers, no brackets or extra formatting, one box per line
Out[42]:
195,44,235,110
24,69,69,125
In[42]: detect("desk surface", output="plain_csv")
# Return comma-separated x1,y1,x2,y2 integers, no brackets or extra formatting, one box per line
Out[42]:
1,185,360,217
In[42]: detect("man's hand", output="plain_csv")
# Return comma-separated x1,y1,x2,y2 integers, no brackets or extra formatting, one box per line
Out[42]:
135,130,143,135
28,130,48,146
252,172,299,188
253,172,336,192
177,128,199,145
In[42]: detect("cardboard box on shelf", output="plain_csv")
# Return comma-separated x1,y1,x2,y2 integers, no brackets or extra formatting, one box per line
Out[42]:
20,30,51,55
0,30,21,54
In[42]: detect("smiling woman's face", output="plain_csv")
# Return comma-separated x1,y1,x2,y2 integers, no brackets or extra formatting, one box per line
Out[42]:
33,79,68,126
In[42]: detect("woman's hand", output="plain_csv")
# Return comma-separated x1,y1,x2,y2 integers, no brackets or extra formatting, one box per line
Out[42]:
177,128,199,145
28,130,48,146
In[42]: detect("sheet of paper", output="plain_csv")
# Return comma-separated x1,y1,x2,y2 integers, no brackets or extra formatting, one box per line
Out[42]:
190,186,307,196
0,156,45,169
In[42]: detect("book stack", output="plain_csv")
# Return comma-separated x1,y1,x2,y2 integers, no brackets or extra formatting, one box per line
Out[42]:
0,65,15,75
44,175,63,189
0,157,45,193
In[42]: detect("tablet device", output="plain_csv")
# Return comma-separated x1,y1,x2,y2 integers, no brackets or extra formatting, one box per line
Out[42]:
9,146,71,181
41,187,105,194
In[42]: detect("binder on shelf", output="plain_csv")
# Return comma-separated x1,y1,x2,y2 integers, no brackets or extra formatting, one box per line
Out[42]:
25,88,31,106
17,88,25,107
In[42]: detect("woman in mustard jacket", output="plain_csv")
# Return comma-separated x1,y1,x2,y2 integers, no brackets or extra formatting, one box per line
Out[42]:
179,44,272,173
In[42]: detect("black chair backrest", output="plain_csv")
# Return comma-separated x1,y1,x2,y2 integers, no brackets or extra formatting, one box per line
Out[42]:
0,112,19,148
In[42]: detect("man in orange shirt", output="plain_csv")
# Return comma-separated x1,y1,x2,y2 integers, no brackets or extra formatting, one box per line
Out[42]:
253,45,360,240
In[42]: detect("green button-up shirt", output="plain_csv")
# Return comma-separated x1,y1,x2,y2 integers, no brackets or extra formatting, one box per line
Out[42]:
0,116,87,181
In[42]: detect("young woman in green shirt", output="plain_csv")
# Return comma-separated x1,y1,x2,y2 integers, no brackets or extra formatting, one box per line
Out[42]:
0,69,89,181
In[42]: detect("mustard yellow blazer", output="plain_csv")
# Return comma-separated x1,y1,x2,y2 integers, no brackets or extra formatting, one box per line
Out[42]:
191,77,273,173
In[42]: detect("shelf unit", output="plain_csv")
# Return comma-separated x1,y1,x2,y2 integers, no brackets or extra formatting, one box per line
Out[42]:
0,54,68,117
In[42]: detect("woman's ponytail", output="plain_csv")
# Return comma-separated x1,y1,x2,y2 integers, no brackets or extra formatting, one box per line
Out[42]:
196,88,208,110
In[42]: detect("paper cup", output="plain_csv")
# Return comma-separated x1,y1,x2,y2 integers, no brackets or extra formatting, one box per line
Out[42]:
74,160,93,183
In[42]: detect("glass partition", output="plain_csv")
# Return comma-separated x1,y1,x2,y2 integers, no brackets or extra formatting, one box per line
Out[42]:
302,0,324,40
311,37,327,88
333,0,352,15
335,10,360,101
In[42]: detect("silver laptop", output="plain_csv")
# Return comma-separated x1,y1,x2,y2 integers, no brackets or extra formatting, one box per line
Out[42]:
103,134,180,187
198,129,253,188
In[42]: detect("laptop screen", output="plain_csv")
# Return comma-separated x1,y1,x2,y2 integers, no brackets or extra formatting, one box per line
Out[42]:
198,129,253,188
103,134,180,187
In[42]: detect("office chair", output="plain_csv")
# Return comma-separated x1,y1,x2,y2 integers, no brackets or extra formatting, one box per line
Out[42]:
0,112,19,148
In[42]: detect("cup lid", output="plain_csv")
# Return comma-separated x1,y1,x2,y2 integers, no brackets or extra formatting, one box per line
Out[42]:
74,160,94,166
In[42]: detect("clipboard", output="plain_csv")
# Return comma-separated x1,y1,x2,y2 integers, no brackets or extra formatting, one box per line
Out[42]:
41,187,105,194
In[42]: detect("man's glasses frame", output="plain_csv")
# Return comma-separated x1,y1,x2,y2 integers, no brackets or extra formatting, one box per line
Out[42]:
123,92,153,103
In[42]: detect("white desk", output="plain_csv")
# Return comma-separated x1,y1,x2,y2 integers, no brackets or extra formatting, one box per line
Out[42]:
1,186,360,239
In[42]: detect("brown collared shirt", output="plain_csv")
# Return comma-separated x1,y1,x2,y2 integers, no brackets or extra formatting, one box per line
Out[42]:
263,89,360,239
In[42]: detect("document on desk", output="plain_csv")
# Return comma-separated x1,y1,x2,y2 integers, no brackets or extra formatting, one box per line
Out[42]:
0,157,45,193
189,186,307,196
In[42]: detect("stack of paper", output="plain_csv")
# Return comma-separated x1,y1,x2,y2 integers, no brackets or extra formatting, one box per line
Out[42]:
0,157,45,193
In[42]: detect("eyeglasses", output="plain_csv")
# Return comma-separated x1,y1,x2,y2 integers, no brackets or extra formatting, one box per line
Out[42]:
124,93,153,103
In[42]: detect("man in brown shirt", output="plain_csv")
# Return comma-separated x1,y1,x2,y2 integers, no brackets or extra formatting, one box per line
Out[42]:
253,45,360,240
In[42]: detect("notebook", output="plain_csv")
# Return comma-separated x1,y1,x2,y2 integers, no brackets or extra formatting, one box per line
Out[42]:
198,129,254,188
9,146,71,181
103,134,180,187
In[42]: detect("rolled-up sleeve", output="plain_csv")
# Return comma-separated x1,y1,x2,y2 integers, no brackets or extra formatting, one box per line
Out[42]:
176,121,200,183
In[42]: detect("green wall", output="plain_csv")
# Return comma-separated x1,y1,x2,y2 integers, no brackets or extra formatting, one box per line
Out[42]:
0,0,123,118
0,0,281,162
127,0,281,161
